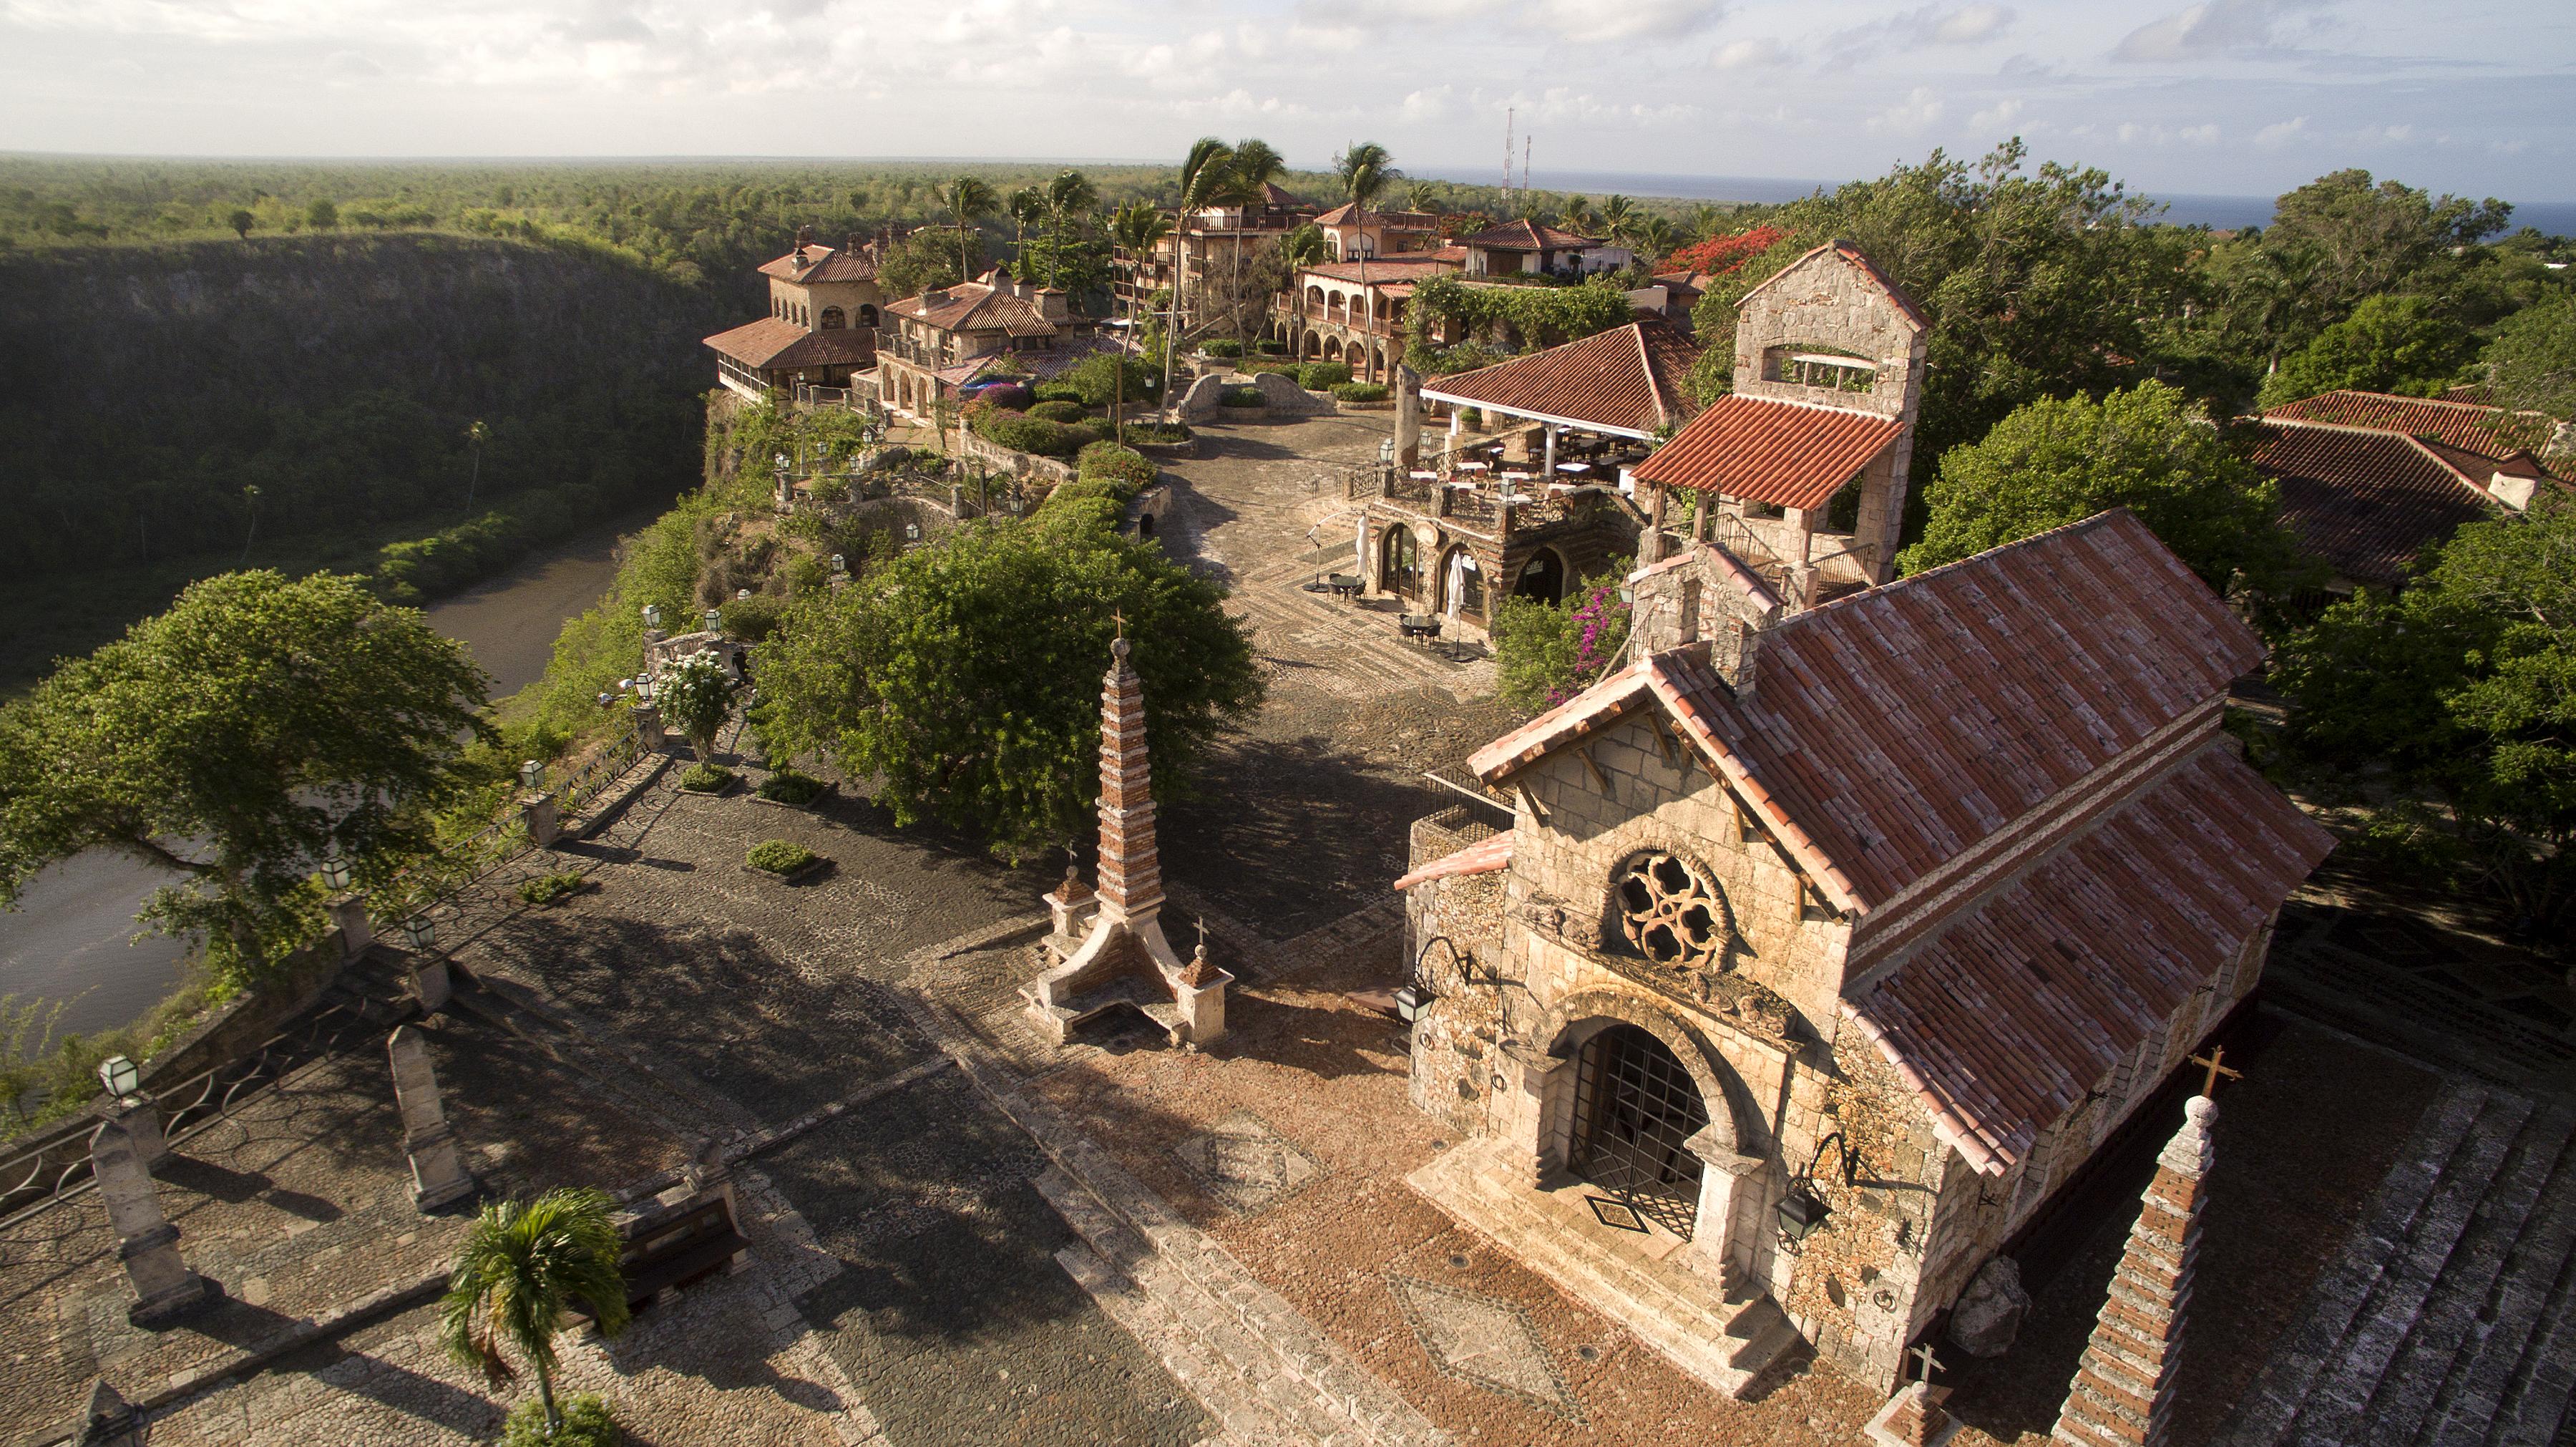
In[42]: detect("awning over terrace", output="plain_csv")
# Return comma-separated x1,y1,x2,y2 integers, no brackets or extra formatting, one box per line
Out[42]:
1419,321,1702,441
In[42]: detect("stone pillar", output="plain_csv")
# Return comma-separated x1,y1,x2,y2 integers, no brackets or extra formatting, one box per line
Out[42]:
1642,482,1668,565
1173,942,1232,1047
521,792,561,849
90,1118,215,1326
72,1380,139,1447
1044,865,1098,965
1683,1126,1767,1288
1093,638,1163,927
328,894,373,959
1394,365,1423,469
682,1139,751,1275
409,952,452,1013
632,702,664,750
2049,1096,2215,1447
388,1026,474,1211
1542,424,1558,479
1501,1042,1571,1188
103,1093,168,1169
1865,1382,1958,1447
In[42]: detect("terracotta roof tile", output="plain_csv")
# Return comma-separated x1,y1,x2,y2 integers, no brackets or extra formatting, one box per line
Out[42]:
1459,218,1606,251
1419,322,1703,437
1392,833,1515,890
757,243,881,284
702,317,877,369
1848,744,2333,1174
887,282,1055,338
1299,255,1461,286
2264,389,2556,459
1627,394,1903,510
2250,422,2494,588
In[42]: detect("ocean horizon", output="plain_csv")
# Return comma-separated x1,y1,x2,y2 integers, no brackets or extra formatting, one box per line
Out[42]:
1413,165,2576,237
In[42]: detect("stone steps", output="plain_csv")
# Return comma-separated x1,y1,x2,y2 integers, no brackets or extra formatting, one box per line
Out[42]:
1405,1140,1797,1398
2219,1084,2576,1447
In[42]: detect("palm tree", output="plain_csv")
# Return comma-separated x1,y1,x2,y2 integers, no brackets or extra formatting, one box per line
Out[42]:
1334,141,1400,211
939,175,998,283
441,1188,630,1438
1636,215,1680,268
1596,195,1634,244
1559,195,1597,232
1007,186,1045,267
1166,137,1236,403
1406,181,1444,215
1282,223,1327,270
1044,169,1098,291
464,420,489,510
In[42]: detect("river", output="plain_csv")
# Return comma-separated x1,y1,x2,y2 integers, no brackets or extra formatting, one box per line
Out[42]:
0,509,655,1041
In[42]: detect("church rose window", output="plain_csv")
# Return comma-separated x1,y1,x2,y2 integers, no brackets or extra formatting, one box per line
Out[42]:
1614,852,1730,971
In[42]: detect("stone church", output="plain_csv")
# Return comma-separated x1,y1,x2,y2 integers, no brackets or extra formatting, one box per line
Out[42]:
1397,507,2335,1393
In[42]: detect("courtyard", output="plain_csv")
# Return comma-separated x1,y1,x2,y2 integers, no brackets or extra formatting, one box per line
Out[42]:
1,409,2560,1446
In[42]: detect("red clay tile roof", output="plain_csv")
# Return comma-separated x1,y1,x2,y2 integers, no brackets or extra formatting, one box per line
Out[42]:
887,282,1055,338
1392,833,1515,890
1312,204,1440,228
2249,422,2495,587
1627,394,1903,510
1459,218,1606,252
1299,255,1463,286
1474,511,2264,918
2263,389,2557,459
1735,242,1928,331
1846,742,2332,1174
1420,322,1704,437
702,317,877,369
758,243,880,284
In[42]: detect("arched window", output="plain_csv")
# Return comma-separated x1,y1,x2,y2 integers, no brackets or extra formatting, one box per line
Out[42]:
819,306,845,330
1513,547,1566,604
859,303,879,327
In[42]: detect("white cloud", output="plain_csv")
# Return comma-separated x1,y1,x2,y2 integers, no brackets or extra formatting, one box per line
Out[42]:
2253,115,2309,147
1969,97,2024,130
2112,0,2325,63
1931,3,2014,44
1709,36,1784,70
1398,86,1455,123
1868,86,1944,135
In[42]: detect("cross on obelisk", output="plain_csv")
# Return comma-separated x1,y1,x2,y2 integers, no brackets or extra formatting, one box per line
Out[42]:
1911,1341,1942,1385
2188,1046,2243,1098
1112,608,1126,640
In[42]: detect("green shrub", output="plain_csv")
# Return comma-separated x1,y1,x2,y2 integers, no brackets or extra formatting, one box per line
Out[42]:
1032,382,1085,404
1065,420,1112,450
1255,338,1290,355
1122,421,1194,445
1298,361,1353,389
1220,386,1265,408
1043,477,1129,510
1333,382,1391,403
1058,352,1160,409
719,593,786,644
1243,359,1300,377
517,871,586,906
756,769,826,805
1201,339,1244,358
1028,399,1091,425
976,409,1083,458
745,839,820,874
501,1394,618,1447
678,762,736,793
1079,442,1157,492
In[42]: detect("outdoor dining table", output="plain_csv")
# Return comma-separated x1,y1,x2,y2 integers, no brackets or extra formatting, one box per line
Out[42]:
1410,470,1440,481
1556,462,1591,474
1455,461,1491,472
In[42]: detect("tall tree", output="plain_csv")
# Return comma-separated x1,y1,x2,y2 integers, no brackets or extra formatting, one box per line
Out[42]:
756,520,1262,860
1166,139,1236,398
2275,491,2576,927
0,571,490,983
440,1188,631,1438
2484,293,2576,423
1043,169,1100,291
2257,293,2478,407
939,175,998,283
1007,185,1046,261
226,208,255,240
1897,381,2313,605
1334,142,1400,211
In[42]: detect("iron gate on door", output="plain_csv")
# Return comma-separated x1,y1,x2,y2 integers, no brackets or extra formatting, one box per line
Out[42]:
1569,1023,1709,1239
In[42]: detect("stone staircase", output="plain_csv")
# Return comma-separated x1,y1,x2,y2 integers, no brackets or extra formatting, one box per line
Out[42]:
2218,1083,2576,1447
1405,1139,1800,1399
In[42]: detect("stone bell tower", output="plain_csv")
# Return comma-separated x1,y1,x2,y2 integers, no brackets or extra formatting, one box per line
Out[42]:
1025,631,1231,1047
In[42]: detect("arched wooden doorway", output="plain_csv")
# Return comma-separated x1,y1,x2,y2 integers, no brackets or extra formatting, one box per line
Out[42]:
1380,526,1420,596
1438,544,1483,619
1570,1023,1711,1238
1513,547,1566,604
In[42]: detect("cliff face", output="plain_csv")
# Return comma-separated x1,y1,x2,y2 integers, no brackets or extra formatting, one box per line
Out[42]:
0,233,733,576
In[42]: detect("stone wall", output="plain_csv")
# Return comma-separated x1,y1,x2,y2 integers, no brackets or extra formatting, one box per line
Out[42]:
1403,807,1511,1138
954,426,1080,485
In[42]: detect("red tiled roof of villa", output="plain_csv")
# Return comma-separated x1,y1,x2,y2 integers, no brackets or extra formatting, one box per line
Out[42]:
1627,394,1905,510
702,317,877,369
1458,218,1606,252
1299,255,1462,285
887,282,1055,338
1312,203,1440,228
2248,421,2498,587
1392,833,1514,890
2264,388,2557,459
758,243,880,284
1422,321,1702,436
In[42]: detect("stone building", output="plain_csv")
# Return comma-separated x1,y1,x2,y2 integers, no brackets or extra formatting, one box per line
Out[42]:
1627,241,1928,610
1313,203,1443,262
1454,218,1631,279
702,228,888,399
874,273,1089,422
1112,181,1317,324
1272,252,1463,379
1397,509,2334,1395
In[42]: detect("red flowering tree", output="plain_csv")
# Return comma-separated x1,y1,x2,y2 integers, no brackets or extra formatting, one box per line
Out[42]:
1659,223,1788,276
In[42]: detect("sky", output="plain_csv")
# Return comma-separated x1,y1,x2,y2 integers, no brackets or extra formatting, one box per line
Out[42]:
1,0,2570,203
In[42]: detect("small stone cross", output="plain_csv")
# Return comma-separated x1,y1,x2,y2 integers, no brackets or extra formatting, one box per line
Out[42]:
1911,1341,1942,1385
2188,1047,2243,1098
1112,608,1126,640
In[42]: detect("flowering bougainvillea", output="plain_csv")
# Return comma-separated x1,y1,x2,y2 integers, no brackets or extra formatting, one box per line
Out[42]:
1493,566,1633,714
1659,224,1789,276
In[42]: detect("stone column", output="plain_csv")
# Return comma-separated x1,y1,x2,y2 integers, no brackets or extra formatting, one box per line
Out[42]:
1173,943,1232,1047
90,1119,215,1326
1542,424,1557,479
1394,364,1423,469
102,1093,168,1169
632,702,665,751
681,1139,751,1275
409,951,452,1013
521,792,561,849
1043,865,1098,965
1642,482,1668,565
388,1026,474,1211
1684,1125,1767,1288
328,894,373,960
1500,1041,1571,1189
